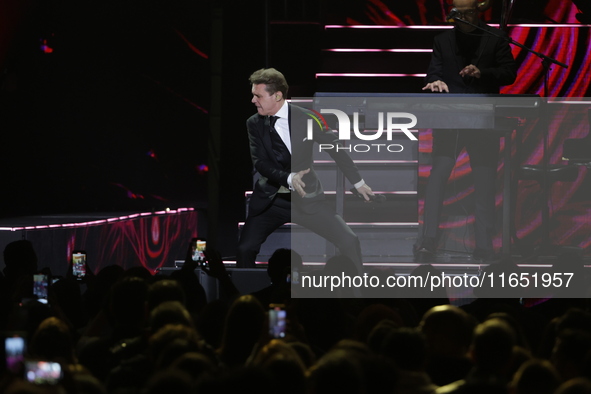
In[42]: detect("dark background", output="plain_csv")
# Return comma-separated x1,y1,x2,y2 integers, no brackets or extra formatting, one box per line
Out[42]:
1,0,589,259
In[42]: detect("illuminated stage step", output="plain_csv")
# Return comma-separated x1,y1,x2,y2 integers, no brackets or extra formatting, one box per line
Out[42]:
244,190,418,223
238,221,419,264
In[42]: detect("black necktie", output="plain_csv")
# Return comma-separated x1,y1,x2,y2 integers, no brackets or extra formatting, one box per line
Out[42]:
268,115,290,169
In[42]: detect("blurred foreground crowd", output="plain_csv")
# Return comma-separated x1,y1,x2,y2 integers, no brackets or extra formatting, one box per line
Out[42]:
1,240,591,394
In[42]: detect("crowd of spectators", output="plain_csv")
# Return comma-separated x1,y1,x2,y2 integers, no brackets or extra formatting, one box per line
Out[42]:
0,239,590,393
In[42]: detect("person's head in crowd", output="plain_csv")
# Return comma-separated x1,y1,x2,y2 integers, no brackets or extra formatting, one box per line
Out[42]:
554,378,591,394
486,312,533,377
107,276,148,336
379,326,438,394
29,317,76,364
408,264,449,301
104,325,200,393
366,319,399,354
251,339,307,394
1,240,39,304
510,359,561,394
557,309,591,334
264,357,307,394
307,343,398,394
153,338,201,372
293,298,353,354
470,317,516,374
508,345,534,383
51,277,88,330
538,308,591,360
330,339,372,357
196,299,229,350
3,240,38,279
143,369,194,394
419,304,476,386
552,329,591,381
171,352,218,385
380,327,428,372
93,264,125,285
555,378,591,394
306,348,366,394
149,300,194,334
252,339,306,368
148,323,202,367
83,264,124,319
29,316,77,364
353,303,403,345
288,341,317,370
267,248,297,285
147,278,186,311
218,295,266,368
420,304,475,358
329,339,399,394
323,254,358,277
122,265,153,281
487,312,530,351
65,364,107,394
197,366,274,394
252,248,299,306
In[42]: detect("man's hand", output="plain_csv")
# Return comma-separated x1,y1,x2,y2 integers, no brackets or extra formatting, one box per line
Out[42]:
422,80,449,93
292,168,310,197
356,184,374,202
460,64,481,78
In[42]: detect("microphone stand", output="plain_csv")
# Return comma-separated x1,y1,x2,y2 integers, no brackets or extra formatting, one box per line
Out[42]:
452,17,568,258
452,17,568,70
500,0,516,32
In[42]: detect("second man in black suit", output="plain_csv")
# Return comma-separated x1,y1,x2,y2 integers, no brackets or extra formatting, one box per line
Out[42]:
417,0,517,261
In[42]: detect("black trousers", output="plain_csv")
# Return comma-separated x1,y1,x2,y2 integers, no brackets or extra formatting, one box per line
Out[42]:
237,194,362,272
422,130,500,251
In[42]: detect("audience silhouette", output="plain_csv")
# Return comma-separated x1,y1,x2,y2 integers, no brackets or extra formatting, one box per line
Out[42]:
0,239,590,394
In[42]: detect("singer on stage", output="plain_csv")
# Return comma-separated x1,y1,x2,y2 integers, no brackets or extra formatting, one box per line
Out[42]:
416,0,517,261
237,68,374,272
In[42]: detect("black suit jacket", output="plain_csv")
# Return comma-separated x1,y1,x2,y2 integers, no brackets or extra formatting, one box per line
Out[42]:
246,103,362,216
425,22,517,94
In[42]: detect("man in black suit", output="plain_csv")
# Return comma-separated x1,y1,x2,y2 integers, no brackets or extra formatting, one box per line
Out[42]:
417,0,517,261
237,68,374,272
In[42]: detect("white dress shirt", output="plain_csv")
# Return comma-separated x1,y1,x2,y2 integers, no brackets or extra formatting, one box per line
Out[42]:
272,100,365,192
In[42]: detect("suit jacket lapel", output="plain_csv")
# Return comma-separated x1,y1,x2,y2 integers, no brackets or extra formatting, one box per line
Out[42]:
288,103,300,164
259,115,277,164
287,103,292,137
448,30,464,76
473,25,490,67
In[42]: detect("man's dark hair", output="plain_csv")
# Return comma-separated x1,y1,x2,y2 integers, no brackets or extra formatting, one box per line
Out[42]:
249,68,289,97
